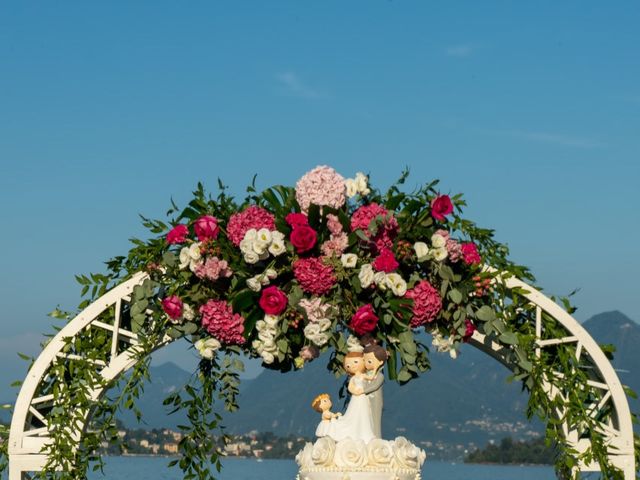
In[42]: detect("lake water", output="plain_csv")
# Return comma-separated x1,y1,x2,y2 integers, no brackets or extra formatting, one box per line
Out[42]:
85,456,558,480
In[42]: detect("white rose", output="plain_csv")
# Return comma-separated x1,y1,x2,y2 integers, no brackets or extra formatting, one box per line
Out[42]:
346,335,364,353
345,178,358,198
334,439,367,469
296,442,314,469
265,268,278,279
247,276,262,292
367,438,394,466
374,271,387,289
268,239,286,256
261,351,275,364
392,437,426,470
182,303,195,321
179,247,191,270
432,247,448,262
413,241,429,262
385,273,407,297
264,314,279,328
256,228,272,244
431,233,446,249
243,251,260,264
358,264,375,288
244,228,258,242
340,253,358,268
354,172,369,195
311,437,336,467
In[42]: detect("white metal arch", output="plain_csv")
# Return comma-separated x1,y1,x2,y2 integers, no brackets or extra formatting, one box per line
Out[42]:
7,271,636,479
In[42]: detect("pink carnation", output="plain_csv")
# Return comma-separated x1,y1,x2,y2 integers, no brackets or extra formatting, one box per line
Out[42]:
295,166,346,213
299,297,335,322
293,257,336,296
320,232,348,257
404,280,442,328
351,203,398,251
200,299,245,345
326,214,344,235
446,238,463,263
373,248,399,272
166,224,189,245
226,206,276,246
461,242,482,265
194,257,233,281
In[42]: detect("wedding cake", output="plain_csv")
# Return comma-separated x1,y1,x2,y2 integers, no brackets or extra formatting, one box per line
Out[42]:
295,342,426,480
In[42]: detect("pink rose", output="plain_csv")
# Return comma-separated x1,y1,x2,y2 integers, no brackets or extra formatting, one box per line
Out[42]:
431,195,454,221
290,225,317,253
161,295,183,320
166,224,189,244
372,248,399,273
259,286,288,315
349,304,379,336
461,242,481,265
194,215,220,241
285,212,309,228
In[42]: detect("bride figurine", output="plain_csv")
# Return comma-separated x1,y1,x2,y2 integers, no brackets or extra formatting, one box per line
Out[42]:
314,351,375,443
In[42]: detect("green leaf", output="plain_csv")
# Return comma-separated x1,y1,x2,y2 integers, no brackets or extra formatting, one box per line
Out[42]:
476,305,496,322
162,251,177,268
499,331,518,345
448,289,463,304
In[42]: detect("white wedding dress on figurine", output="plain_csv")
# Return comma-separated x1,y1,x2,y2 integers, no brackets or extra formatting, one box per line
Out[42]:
315,375,375,443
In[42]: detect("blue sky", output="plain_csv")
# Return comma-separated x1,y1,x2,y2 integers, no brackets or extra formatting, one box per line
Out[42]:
0,1,639,389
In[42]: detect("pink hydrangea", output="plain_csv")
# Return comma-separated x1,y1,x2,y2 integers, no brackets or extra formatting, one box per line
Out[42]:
226,206,276,246
461,242,482,265
295,166,346,213
293,257,336,296
404,280,442,328
200,299,245,345
321,232,348,257
351,203,398,251
194,257,233,281
326,214,344,235
446,238,462,263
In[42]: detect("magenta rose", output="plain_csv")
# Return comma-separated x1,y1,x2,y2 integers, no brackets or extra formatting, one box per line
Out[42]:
461,242,481,265
259,286,288,315
161,295,183,320
463,319,477,342
166,224,189,244
194,215,220,241
285,212,309,228
431,195,454,221
349,304,379,336
290,225,317,253
372,248,399,273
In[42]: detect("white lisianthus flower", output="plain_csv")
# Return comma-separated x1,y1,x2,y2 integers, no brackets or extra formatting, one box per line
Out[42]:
256,228,272,244
264,314,279,328
195,337,221,360
239,238,253,254
261,351,275,364
179,247,191,270
182,303,195,321
431,233,446,249
247,276,262,292
374,271,387,289
251,239,268,255
257,273,270,285
340,253,358,268
345,178,358,198
317,318,332,331
271,230,285,242
413,242,429,262
265,268,278,279
346,335,364,353
244,228,258,242
304,323,329,346
354,172,370,195
269,239,286,256
385,273,407,296
243,251,260,264
261,337,277,351
358,264,375,288
252,339,263,350
432,247,448,262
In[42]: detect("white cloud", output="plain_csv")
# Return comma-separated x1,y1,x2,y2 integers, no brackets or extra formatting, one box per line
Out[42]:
445,44,475,57
275,71,325,99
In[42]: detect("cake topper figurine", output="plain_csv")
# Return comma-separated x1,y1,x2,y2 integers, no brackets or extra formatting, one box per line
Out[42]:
361,337,388,438
312,393,342,437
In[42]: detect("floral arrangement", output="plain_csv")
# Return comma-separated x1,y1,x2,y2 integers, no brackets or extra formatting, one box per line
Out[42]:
149,165,501,381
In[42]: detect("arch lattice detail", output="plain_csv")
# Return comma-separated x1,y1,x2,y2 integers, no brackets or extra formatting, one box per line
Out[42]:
7,271,636,479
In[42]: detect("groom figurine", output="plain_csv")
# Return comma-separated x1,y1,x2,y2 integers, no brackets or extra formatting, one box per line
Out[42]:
361,343,387,438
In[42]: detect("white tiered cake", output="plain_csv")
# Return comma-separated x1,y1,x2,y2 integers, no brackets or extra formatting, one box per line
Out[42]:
295,436,425,480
